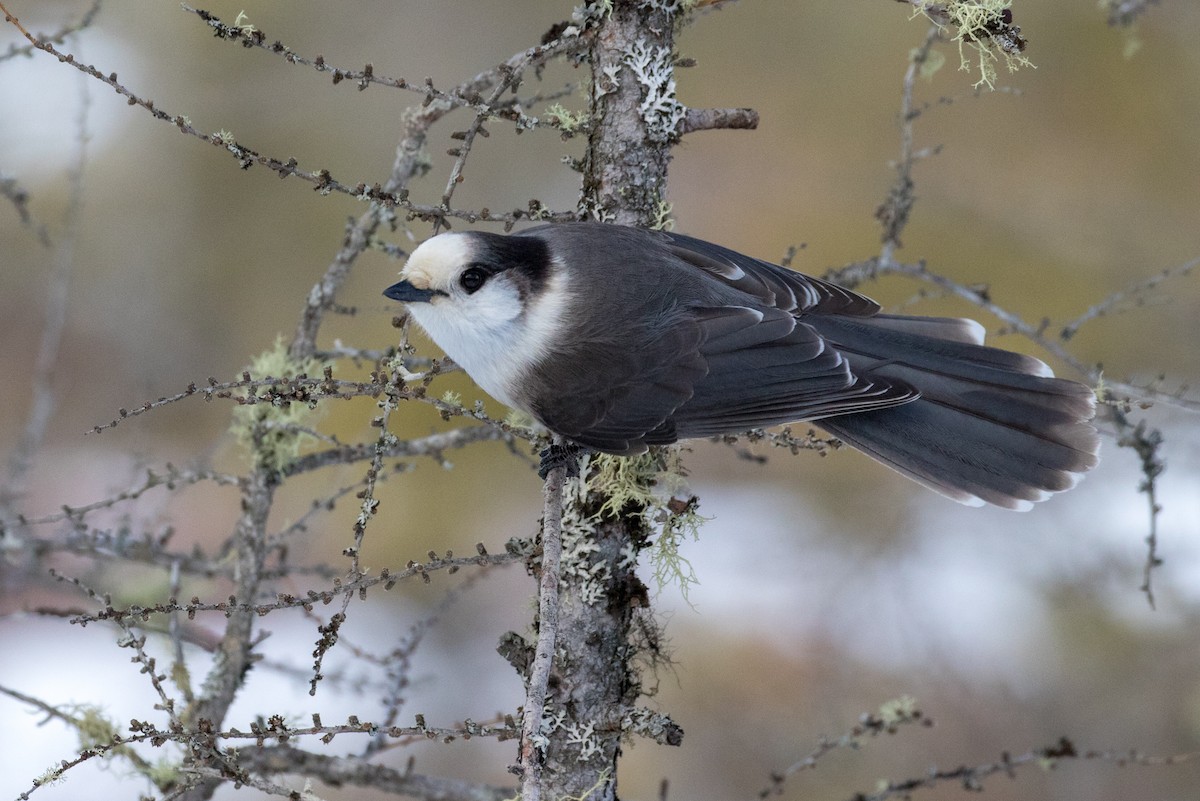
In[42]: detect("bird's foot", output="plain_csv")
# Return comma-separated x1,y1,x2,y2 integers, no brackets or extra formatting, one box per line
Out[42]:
538,443,587,480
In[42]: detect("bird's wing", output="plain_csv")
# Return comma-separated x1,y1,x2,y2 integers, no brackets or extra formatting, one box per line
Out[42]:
663,231,881,316
656,233,917,438
525,228,922,453
666,305,918,439
529,304,917,454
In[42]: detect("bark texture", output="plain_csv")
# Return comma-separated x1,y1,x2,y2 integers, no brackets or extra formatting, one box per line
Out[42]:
582,1,680,226
523,3,683,799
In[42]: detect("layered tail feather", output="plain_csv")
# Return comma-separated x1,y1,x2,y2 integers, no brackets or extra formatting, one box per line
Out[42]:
809,314,1100,510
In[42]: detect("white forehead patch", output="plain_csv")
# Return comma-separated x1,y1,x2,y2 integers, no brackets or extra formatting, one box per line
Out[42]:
400,232,475,289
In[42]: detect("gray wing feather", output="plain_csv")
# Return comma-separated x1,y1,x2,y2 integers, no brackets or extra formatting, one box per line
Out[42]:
671,306,917,437
665,233,880,315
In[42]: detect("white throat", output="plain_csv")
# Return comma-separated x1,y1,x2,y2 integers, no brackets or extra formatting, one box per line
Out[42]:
406,261,571,412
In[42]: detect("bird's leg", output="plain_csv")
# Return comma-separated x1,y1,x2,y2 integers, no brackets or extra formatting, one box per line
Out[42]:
538,442,588,480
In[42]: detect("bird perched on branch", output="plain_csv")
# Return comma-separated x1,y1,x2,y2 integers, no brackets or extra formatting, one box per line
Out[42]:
384,222,1099,510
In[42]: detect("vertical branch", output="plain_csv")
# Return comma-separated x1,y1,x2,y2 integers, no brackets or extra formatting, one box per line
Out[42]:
519,3,683,801
582,1,681,226
518,461,567,801
177,468,275,801
288,108,434,361
877,25,941,264
2,34,90,508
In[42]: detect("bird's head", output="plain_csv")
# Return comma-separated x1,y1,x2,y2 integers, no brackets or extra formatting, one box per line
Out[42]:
384,231,553,333
382,231,568,411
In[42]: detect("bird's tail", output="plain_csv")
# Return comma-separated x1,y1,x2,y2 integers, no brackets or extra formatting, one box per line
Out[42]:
808,314,1100,510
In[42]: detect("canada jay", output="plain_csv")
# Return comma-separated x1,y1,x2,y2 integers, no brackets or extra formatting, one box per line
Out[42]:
383,223,1099,510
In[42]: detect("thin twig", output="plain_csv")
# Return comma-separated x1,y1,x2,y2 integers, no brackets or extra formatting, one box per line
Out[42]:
877,25,941,258
0,0,101,63
59,551,519,626
1060,255,1200,341
284,424,517,476
179,5,579,128
364,570,489,757
517,461,567,801
1108,400,1165,608
17,465,235,526
853,736,1200,801
307,370,407,696
237,745,514,801
435,73,523,234
0,174,50,245
168,559,197,706
2,31,90,506
760,698,929,798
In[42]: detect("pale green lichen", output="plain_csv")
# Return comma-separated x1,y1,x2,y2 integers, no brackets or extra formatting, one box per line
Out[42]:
878,694,920,725
34,704,183,791
1098,0,1144,60
73,704,120,750
650,199,675,231
503,409,538,434
913,0,1034,89
1120,32,1142,59
560,465,612,607
584,0,613,20
233,10,256,36
585,449,706,602
170,658,193,704
622,40,686,142
543,103,591,135
914,46,947,81
230,336,327,475
33,766,64,788
563,719,603,761
562,769,612,801
590,452,663,519
145,758,182,790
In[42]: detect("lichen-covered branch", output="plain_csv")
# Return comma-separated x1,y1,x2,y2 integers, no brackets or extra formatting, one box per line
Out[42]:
581,1,683,225
237,746,515,801
517,461,567,801
517,4,697,800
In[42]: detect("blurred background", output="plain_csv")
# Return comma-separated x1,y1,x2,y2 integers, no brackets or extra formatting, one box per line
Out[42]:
2,1,1199,799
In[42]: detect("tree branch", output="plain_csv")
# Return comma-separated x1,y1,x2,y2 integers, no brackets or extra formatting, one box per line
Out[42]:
237,746,514,801
515,3,710,799
679,106,759,134
517,461,567,800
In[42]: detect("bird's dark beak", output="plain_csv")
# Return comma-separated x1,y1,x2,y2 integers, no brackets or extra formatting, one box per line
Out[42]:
383,280,439,304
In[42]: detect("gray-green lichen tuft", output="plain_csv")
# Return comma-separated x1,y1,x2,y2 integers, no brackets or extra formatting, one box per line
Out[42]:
913,0,1033,89
579,449,706,602
230,336,327,475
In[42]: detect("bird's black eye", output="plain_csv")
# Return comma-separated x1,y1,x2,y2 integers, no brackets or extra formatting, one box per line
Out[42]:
459,266,488,294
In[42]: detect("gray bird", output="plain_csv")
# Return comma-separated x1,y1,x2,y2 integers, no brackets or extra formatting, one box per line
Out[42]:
383,222,1099,510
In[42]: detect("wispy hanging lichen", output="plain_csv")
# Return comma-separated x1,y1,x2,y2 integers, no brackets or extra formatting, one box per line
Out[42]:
584,449,707,602
912,0,1033,89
